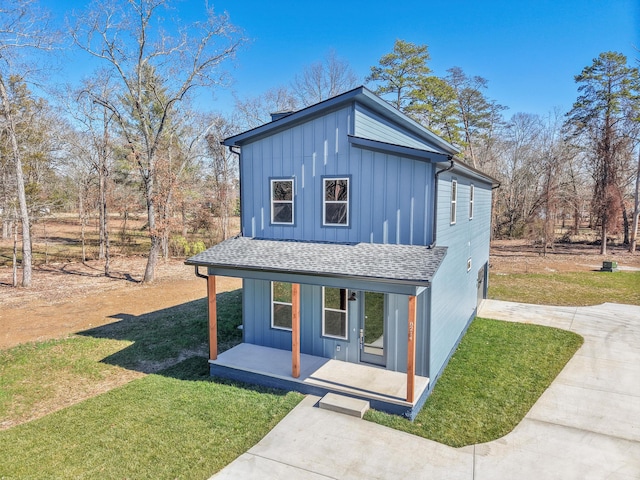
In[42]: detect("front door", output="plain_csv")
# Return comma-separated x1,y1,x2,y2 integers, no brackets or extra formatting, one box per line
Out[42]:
359,291,386,367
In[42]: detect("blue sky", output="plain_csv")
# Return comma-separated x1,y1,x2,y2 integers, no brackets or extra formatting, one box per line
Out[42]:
43,0,638,119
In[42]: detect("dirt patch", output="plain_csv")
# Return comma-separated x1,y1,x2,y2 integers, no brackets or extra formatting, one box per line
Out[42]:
490,240,640,274
1,240,639,349
0,257,241,350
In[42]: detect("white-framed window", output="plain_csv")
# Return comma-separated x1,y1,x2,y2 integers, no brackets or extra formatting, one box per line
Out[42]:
271,179,294,224
323,177,349,226
467,257,472,272
322,287,348,339
450,179,458,225
469,184,475,220
271,281,292,330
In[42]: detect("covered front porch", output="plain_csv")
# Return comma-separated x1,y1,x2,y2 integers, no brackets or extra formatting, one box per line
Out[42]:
210,343,431,418
186,236,448,419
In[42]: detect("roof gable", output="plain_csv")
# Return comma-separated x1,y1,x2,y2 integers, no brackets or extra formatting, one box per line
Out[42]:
223,86,460,157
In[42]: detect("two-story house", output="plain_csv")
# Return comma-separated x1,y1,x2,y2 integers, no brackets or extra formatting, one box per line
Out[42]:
187,86,497,419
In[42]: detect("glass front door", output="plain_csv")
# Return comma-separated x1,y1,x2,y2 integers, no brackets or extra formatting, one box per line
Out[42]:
359,291,386,367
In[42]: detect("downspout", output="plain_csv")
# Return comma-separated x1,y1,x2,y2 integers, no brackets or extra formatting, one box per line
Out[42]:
194,265,208,279
428,157,455,249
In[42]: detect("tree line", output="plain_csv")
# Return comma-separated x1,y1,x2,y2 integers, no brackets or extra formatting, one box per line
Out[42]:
1,1,639,288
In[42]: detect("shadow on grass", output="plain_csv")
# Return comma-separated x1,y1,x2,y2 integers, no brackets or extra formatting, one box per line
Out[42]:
78,289,243,380
159,355,293,397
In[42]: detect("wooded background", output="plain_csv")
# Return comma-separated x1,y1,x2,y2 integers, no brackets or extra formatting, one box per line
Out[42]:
1,1,639,287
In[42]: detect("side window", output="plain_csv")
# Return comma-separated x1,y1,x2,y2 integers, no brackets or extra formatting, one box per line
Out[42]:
450,179,457,225
469,184,474,220
271,282,292,330
323,177,349,226
323,287,348,339
271,179,294,224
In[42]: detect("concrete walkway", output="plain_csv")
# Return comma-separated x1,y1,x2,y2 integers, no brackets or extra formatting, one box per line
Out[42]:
213,301,640,479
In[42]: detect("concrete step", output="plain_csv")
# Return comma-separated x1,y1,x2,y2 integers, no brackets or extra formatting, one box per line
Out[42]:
318,393,370,418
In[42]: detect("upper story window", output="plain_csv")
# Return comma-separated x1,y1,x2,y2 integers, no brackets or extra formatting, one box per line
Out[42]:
323,177,349,226
271,179,294,225
323,287,348,339
450,179,458,225
271,281,292,330
469,184,475,220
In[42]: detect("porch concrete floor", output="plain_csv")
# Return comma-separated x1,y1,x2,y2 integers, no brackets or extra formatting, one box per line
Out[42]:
211,343,429,406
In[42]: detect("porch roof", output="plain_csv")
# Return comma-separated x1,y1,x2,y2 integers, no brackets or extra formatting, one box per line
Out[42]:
186,236,447,291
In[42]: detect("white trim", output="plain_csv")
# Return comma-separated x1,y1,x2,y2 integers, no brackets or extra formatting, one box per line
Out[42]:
469,184,475,220
323,177,349,226
322,287,348,339
450,179,457,225
271,178,294,225
271,281,292,331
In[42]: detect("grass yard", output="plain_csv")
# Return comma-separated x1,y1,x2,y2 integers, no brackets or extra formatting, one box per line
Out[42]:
0,266,618,476
365,317,583,447
0,286,305,479
0,358,301,479
489,271,640,306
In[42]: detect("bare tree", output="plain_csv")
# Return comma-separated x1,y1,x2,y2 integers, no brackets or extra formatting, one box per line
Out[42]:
59,73,118,274
0,0,56,287
292,50,358,106
206,115,238,240
72,0,245,282
234,86,298,130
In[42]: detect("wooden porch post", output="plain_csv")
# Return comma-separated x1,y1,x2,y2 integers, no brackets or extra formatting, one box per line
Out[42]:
407,295,417,403
292,283,301,378
207,275,218,361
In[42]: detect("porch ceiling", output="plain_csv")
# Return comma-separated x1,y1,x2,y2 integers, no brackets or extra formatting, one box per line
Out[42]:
186,236,447,291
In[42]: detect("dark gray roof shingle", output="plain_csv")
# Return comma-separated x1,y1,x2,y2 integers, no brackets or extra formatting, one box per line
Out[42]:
186,237,447,286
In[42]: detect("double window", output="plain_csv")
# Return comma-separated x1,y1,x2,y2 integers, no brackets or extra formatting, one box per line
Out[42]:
323,177,349,226
271,283,349,339
269,177,350,227
271,281,292,330
271,179,294,225
323,287,348,339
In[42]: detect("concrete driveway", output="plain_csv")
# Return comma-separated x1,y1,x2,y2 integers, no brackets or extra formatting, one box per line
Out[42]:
213,301,640,479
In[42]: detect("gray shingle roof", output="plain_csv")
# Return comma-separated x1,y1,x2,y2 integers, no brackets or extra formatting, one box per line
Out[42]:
186,237,447,286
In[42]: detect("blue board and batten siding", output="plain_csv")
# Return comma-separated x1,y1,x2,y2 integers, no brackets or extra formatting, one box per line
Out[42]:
354,104,440,152
240,105,436,246
428,171,492,381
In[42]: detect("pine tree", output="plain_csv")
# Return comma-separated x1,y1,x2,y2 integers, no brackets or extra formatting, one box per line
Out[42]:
565,52,640,254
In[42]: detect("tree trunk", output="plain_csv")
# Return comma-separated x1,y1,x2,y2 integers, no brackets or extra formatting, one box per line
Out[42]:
622,204,629,245
100,165,110,276
12,217,18,287
0,76,32,287
143,194,160,282
600,221,607,255
181,202,188,237
80,191,86,264
144,233,161,282
629,149,640,253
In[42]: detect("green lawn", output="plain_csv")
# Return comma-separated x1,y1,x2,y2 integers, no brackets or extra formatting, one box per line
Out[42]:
365,317,583,447
0,359,301,479
1,268,618,476
0,287,305,480
489,271,640,306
